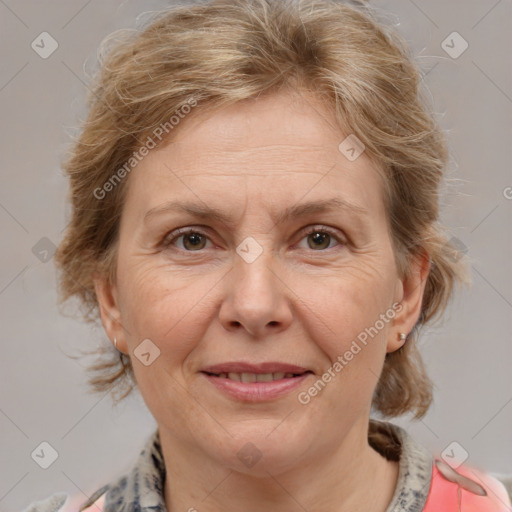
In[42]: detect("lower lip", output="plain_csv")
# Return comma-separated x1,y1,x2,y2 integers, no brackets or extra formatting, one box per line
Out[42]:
201,372,312,402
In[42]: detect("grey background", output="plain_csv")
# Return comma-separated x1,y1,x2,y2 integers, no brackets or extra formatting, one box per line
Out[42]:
1,0,511,510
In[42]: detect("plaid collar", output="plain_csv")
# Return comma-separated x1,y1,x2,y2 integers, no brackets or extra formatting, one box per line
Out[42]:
80,420,433,512
79,428,167,512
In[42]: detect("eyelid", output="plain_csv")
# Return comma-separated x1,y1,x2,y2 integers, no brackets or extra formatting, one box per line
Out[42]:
161,224,347,251
300,225,346,244
161,225,214,249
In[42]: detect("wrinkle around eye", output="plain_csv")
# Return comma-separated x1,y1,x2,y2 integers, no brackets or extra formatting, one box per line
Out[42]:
156,225,356,260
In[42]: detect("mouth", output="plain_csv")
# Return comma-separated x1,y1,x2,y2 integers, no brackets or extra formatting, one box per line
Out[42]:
200,362,314,402
201,371,313,382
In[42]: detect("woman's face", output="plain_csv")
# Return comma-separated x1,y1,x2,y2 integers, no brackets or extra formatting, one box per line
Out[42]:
95,90,426,474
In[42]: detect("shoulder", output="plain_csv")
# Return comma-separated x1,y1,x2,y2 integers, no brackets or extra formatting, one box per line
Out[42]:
423,458,512,511
20,493,69,512
20,489,107,512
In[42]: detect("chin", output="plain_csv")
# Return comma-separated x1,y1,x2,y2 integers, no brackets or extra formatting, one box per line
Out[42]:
215,422,311,477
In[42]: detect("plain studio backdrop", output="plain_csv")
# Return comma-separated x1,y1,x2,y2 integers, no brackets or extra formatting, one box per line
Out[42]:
0,0,511,509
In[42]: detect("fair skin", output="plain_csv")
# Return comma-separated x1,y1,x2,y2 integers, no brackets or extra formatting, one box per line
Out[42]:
94,89,429,512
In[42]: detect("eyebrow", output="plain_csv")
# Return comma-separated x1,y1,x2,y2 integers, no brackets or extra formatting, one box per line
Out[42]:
143,197,369,227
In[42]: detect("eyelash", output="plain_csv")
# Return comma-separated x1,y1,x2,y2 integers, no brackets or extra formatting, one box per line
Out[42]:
161,225,346,253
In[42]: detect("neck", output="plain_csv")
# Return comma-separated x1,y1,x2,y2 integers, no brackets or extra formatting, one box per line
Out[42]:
160,418,399,512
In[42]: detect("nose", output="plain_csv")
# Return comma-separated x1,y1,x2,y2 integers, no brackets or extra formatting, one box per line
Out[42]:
218,248,293,338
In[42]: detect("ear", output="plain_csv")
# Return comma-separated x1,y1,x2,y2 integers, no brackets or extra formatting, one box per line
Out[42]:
92,272,127,354
387,249,431,353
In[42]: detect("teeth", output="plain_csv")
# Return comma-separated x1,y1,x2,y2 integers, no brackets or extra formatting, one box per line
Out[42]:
213,372,301,381
240,372,257,383
256,373,273,382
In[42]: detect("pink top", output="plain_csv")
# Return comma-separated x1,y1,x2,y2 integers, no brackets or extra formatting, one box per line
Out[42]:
423,459,511,511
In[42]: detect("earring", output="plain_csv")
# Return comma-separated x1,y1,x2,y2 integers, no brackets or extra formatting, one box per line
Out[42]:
399,332,407,342
114,337,118,349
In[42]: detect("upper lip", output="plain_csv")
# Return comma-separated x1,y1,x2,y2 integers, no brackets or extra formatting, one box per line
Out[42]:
201,362,312,374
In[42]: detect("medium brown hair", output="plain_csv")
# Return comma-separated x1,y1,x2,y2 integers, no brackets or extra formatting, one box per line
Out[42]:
55,0,470,429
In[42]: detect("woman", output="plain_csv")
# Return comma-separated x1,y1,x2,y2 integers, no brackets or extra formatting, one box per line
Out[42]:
22,0,511,510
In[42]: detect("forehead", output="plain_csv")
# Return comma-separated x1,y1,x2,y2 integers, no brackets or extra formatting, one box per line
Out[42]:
172,90,342,152
125,90,386,219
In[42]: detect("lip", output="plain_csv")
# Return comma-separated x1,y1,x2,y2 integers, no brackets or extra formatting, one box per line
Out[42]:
201,362,310,374
200,362,313,402
201,372,312,402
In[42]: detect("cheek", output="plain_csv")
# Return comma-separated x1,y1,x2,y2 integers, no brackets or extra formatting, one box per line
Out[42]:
118,265,206,420
295,265,397,401
117,259,218,365
304,285,393,416
296,260,396,339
